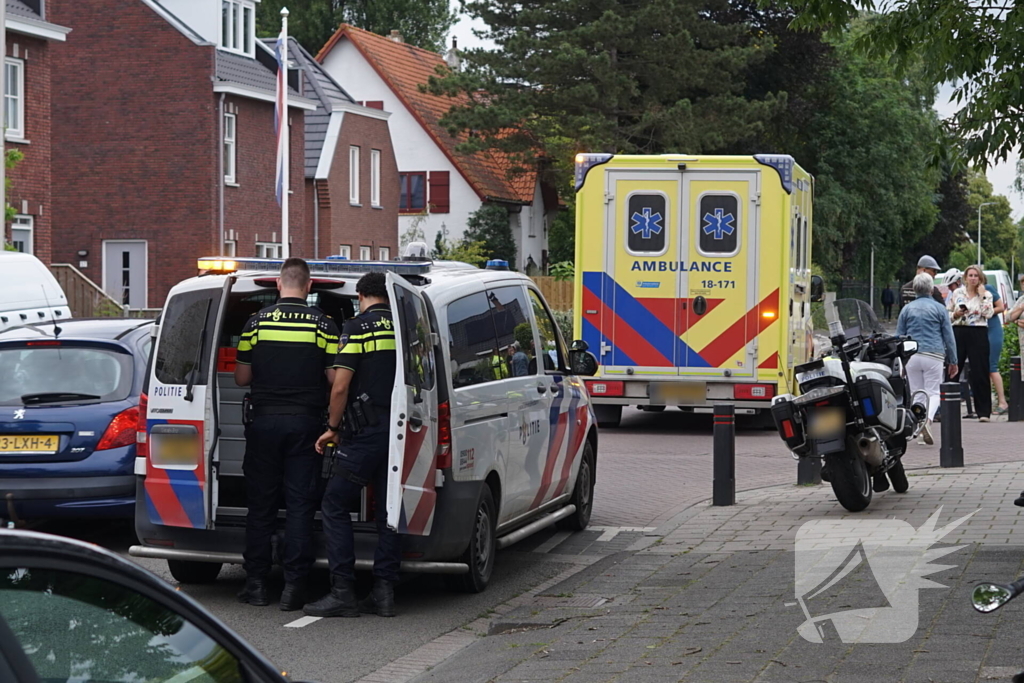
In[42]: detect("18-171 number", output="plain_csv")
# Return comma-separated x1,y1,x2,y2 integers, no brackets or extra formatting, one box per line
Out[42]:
700,280,735,289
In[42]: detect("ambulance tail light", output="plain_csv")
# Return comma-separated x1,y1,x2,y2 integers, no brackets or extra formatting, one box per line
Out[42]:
136,393,148,459
733,384,775,401
435,400,452,469
98,406,141,451
585,380,624,397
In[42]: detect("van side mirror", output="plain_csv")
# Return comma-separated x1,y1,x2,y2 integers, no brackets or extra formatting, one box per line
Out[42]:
570,339,589,352
569,340,599,376
810,275,824,303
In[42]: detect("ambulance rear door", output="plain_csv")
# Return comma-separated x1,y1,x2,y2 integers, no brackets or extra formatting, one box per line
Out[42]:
679,171,762,378
144,277,230,529
385,273,439,535
592,169,686,375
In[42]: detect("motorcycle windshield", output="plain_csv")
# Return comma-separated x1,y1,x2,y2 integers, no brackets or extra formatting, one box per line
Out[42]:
827,298,883,339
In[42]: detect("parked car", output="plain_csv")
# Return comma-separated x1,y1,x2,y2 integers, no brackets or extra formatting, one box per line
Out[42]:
0,528,300,683
0,252,70,332
985,269,1015,323
0,318,154,520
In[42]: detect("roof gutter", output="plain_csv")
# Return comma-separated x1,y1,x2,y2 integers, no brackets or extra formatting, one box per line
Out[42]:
6,16,70,42
212,83,318,110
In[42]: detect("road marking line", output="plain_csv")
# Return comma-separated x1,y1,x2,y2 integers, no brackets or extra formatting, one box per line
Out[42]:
597,527,621,542
284,616,321,628
533,530,573,553
590,526,658,541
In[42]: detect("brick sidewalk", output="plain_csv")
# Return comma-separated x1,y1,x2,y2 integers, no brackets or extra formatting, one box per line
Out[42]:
411,459,1024,683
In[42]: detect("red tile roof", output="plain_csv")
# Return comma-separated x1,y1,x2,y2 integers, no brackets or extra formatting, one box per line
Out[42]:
317,24,536,204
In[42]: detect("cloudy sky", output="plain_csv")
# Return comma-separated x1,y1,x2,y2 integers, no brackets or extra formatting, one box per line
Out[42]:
449,7,1022,219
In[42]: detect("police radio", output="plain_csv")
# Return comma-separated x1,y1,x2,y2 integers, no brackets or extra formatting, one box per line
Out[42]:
321,442,337,479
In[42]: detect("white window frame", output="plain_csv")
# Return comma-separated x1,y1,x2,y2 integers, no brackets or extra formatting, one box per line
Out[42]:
370,149,381,207
223,112,237,184
4,58,24,140
256,242,283,259
360,246,372,260
339,245,352,260
349,146,361,205
220,0,256,57
223,240,237,257
10,214,32,254
378,246,390,261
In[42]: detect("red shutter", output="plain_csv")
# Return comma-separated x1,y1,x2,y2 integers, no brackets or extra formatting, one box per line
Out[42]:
428,171,450,214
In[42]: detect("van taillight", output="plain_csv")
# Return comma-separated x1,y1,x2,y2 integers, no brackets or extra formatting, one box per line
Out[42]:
135,393,148,458
97,406,140,451
436,400,452,469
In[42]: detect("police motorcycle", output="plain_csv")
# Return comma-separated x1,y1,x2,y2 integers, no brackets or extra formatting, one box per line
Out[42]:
973,579,1024,681
771,298,927,512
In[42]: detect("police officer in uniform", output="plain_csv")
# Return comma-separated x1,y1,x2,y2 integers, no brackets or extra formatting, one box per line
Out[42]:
305,272,400,618
234,258,339,610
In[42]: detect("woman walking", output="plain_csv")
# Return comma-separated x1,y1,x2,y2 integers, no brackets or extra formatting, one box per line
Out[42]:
984,273,1009,414
948,265,995,421
897,273,957,444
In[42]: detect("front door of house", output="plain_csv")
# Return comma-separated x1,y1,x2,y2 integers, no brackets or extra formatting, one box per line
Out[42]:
104,240,147,309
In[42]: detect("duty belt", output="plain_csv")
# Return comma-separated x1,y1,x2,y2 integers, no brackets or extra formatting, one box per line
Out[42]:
252,405,324,418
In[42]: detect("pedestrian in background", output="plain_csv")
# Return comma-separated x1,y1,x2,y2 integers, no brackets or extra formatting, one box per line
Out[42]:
948,265,994,421
1006,272,1024,379
881,285,895,320
896,273,957,445
901,255,945,306
234,258,340,610
983,272,1009,415
306,272,401,619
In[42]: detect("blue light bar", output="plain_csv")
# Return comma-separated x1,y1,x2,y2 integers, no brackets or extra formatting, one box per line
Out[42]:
485,259,509,271
574,153,614,192
754,154,795,194
198,256,431,276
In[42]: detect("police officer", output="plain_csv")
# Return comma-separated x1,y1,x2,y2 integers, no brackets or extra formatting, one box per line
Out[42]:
234,257,339,610
305,272,400,618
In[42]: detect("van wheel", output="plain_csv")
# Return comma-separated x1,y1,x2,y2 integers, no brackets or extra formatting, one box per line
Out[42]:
558,442,595,531
594,405,622,428
447,487,497,594
167,560,222,585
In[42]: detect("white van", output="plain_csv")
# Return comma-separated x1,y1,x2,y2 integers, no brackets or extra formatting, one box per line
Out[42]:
0,252,70,332
985,269,1015,322
130,257,600,592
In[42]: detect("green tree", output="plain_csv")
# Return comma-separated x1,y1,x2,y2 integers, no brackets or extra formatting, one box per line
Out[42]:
464,204,516,266
803,26,940,282
547,201,575,266
256,0,455,55
900,168,970,282
782,0,1024,168
966,171,1016,266
947,242,979,272
429,0,784,185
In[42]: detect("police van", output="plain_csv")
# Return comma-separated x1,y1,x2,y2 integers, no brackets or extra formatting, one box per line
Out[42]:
573,153,818,426
130,256,600,592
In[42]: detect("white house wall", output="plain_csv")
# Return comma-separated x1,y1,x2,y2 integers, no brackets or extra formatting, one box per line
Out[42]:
160,0,219,43
321,39,482,252
516,178,547,272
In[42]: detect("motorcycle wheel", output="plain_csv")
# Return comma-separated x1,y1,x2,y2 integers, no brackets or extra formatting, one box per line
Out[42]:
825,438,873,512
888,460,909,494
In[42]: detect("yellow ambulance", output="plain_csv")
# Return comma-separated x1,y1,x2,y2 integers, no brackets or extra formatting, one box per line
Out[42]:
573,153,816,426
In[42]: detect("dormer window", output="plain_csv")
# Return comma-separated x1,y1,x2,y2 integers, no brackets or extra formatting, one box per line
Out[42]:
221,0,255,57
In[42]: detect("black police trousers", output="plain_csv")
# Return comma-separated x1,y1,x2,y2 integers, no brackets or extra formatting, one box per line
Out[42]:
321,421,401,583
242,414,321,584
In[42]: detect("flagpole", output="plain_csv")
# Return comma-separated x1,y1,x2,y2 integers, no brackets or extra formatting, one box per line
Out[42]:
280,7,290,258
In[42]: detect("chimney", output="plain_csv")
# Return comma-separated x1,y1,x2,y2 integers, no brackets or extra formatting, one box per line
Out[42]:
445,37,460,71
389,30,403,43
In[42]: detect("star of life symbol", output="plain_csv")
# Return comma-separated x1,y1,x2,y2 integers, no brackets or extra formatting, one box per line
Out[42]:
702,208,736,240
13,408,25,420
630,207,664,240
791,507,977,643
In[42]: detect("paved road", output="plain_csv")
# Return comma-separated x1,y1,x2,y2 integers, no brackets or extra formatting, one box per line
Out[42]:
27,409,1021,682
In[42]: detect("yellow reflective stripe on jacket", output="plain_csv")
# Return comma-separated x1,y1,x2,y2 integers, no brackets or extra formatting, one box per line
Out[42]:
339,338,397,354
346,331,396,341
256,329,318,344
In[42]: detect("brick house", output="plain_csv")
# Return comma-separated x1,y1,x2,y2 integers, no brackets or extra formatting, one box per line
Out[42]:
2,1,71,265
317,25,557,272
48,0,318,308
277,37,399,261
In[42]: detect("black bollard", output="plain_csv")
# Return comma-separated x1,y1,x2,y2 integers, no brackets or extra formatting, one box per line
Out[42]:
939,382,964,468
713,404,736,506
960,360,977,419
1010,357,1024,422
797,456,821,486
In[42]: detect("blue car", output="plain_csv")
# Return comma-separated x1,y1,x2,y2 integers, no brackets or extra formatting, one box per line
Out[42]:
0,318,154,520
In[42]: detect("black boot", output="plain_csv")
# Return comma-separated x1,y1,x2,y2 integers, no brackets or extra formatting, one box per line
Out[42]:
358,578,396,617
872,472,890,493
237,577,269,606
279,581,307,612
303,576,359,618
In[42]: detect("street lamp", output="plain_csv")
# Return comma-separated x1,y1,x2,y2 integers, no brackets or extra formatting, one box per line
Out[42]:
978,201,996,265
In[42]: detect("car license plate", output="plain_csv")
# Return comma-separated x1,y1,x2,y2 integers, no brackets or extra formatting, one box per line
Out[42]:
807,408,845,438
0,434,59,454
151,433,199,467
650,382,706,404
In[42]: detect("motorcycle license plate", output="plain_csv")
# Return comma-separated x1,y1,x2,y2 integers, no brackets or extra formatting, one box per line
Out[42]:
807,408,845,438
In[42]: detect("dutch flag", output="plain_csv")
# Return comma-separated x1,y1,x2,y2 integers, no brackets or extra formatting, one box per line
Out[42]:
274,29,287,206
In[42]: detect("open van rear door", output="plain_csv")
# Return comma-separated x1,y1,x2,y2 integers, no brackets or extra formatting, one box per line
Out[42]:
385,273,439,535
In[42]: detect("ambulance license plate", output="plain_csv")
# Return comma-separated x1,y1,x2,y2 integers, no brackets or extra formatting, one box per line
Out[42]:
151,433,199,467
650,382,706,404
0,434,59,454
807,408,845,439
